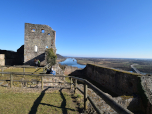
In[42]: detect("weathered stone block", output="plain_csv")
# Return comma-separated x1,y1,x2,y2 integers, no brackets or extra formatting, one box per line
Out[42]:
0,54,5,66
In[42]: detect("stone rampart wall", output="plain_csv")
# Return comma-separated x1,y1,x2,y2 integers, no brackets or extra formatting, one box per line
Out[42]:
140,76,152,114
0,49,24,65
84,64,141,96
83,64,152,113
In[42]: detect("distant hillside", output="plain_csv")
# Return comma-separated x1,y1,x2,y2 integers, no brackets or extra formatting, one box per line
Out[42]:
56,54,65,59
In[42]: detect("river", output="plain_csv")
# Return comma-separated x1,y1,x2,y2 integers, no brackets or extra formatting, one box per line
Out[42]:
59,58,86,68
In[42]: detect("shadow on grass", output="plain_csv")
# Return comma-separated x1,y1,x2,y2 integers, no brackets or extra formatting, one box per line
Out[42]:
29,87,50,114
31,68,41,74
59,88,67,114
29,88,75,114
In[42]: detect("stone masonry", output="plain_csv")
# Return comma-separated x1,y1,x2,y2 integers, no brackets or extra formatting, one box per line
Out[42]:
82,64,152,113
0,54,5,66
24,23,56,65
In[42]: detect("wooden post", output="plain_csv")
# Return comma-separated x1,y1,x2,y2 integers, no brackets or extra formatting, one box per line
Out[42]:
23,67,25,77
10,74,13,88
43,67,45,73
21,78,23,88
70,78,72,89
84,83,88,110
41,76,43,89
2,67,3,76
1,67,2,76
74,79,77,94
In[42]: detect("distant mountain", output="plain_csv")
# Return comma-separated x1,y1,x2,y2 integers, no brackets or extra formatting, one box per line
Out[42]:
56,54,65,59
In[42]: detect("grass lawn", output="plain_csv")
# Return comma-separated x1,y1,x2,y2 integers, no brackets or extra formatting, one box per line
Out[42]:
0,68,44,86
0,86,82,114
0,67,84,113
3,67,44,73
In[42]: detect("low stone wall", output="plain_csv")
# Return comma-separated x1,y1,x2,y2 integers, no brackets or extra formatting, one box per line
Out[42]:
52,63,64,75
83,64,152,113
78,84,139,114
84,64,142,96
0,54,5,66
140,76,152,114
38,76,65,87
64,66,82,76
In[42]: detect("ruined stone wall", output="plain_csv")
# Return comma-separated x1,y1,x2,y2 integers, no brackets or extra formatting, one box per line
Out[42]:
0,49,23,65
52,63,64,75
83,64,152,113
64,66,82,76
0,54,5,66
140,76,152,114
24,23,56,66
84,64,141,96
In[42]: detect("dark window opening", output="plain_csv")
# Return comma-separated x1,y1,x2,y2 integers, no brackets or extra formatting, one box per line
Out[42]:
48,33,50,35
41,29,45,33
129,82,133,88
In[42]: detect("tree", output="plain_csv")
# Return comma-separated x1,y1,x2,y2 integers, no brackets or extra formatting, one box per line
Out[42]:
45,48,57,66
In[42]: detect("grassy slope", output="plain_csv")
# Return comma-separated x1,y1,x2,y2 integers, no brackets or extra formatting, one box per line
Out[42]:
0,87,80,114
0,68,43,86
3,67,43,73
0,68,83,114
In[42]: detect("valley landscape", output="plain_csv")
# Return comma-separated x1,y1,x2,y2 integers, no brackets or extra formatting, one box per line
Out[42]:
77,58,152,75
57,54,152,75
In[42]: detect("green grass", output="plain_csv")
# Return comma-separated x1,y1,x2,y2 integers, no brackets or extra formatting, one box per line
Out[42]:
0,68,44,87
0,87,80,114
3,67,43,73
65,76,71,83
0,67,83,113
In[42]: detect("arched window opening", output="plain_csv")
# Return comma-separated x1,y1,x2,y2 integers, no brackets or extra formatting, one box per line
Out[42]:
34,45,38,52
31,29,35,32
41,29,45,33
48,33,50,35
46,46,48,49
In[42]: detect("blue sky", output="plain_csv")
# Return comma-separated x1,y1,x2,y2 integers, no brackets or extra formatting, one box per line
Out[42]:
0,0,152,58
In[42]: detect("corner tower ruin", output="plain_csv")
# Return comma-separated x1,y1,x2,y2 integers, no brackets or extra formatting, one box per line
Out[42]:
24,23,56,65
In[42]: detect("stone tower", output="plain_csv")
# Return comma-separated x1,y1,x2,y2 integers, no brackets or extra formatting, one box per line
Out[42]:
24,23,56,65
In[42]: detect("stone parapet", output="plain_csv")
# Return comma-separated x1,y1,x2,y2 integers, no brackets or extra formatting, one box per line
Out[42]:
83,64,152,113
84,64,141,96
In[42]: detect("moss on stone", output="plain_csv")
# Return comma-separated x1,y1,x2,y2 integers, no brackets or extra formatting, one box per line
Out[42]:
120,95,133,100
87,63,142,76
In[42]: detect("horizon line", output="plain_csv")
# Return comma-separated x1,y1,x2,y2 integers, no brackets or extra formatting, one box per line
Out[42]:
62,55,152,60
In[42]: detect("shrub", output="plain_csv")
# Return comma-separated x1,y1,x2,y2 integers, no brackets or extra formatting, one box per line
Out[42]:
59,64,66,70
45,48,57,66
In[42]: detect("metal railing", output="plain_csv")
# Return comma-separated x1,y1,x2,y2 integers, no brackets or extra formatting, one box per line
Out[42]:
0,72,133,114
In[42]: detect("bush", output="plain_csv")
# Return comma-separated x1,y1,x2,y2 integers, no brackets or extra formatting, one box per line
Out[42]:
59,64,66,70
45,48,57,66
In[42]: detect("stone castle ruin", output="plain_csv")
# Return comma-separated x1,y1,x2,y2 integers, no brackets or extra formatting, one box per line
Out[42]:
1,23,152,113
24,23,56,65
0,23,56,66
